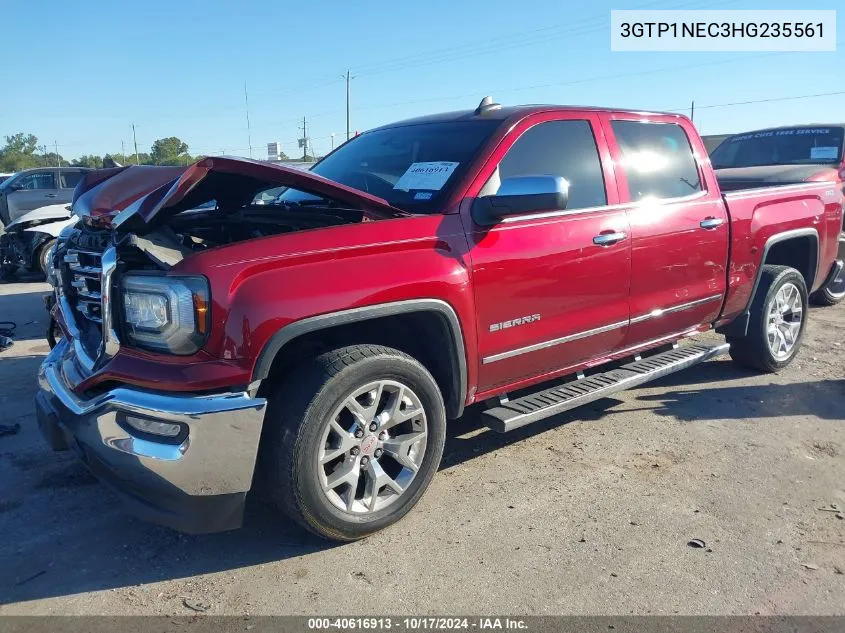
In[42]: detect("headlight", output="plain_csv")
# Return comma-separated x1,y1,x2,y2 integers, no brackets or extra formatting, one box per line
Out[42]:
121,275,210,355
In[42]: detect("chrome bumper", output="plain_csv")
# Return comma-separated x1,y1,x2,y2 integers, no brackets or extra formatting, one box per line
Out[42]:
35,338,268,533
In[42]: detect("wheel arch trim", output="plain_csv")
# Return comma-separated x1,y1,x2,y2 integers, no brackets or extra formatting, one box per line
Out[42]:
251,299,468,418
718,227,818,338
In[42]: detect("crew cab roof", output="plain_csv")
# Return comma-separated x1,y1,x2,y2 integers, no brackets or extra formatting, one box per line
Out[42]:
369,104,680,131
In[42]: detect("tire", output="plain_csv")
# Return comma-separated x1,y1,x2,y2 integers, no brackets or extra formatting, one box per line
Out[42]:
811,281,845,306
46,316,62,349
37,239,56,277
809,234,845,306
728,265,808,372
0,265,15,282
260,344,446,541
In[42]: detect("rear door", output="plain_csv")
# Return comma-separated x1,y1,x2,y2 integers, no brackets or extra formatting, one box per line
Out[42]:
463,112,631,394
600,115,729,346
58,169,86,203
6,169,60,221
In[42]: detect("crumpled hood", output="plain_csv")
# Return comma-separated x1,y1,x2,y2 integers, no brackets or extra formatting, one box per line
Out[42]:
72,165,186,225
715,164,840,191
73,157,407,230
4,203,71,229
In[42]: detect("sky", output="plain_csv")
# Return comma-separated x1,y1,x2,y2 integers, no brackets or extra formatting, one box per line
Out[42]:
1,0,843,161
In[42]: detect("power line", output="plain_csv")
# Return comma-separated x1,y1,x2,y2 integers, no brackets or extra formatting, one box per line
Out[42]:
665,90,845,113
60,84,845,160
353,50,793,114
350,0,717,79
215,0,722,111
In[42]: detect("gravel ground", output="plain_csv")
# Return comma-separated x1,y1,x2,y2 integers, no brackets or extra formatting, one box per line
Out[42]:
0,280,843,616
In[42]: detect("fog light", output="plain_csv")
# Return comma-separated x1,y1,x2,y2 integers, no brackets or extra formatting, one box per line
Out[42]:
123,415,182,438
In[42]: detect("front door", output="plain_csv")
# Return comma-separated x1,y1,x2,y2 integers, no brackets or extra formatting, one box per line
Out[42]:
464,113,631,394
6,169,60,222
601,115,729,346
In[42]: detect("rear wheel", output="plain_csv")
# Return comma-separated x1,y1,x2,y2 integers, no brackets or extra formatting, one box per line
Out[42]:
810,234,845,306
728,265,808,372
260,344,446,541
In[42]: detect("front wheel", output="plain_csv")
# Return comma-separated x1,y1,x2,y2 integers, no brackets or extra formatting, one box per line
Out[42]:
728,265,808,372
37,239,56,277
260,344,446,541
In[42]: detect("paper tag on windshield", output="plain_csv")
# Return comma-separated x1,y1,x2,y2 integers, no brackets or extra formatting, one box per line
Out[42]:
394,162,459,191
810,146,839,160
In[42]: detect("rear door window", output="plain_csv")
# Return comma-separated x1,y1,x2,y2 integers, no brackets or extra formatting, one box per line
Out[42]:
611,121,702,201
494,119,607,209
59,170,84,189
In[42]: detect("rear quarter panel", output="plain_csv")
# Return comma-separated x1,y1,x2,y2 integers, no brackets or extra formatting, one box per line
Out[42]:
720,182,842,321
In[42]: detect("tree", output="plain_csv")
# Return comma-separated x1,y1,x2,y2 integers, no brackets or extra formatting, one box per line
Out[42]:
3,133,38,156
43,151,66,167
150,137,190,165
72,155,104,169
0,133,41,171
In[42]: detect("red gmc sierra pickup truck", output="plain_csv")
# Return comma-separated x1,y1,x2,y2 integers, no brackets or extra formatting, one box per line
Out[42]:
36,98,844,541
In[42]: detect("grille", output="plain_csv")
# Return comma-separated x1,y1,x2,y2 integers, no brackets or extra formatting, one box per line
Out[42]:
58,227,111,362
65,249,104,323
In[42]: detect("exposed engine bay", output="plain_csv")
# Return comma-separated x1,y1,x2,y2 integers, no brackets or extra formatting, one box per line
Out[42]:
67,157,406,271
170,203,367,249
119,201,369,269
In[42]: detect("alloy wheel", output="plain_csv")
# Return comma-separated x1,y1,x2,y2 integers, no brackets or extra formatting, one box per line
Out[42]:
767,282,803,359
317,380,428,514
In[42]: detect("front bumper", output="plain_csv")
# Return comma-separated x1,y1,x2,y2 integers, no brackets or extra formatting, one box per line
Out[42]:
35,339,268,533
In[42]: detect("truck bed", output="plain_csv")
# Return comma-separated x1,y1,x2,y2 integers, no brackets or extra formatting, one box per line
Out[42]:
719,180,843,324
715,164,841,192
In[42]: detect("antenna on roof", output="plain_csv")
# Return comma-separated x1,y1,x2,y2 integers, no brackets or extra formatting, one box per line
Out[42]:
475,96,502,115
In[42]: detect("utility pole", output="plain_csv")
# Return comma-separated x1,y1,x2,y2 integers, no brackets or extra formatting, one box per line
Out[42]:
300,116,308,161
54,141,60,166
345,70,353,141
121,140,126,165
244,81,253,159
690,100,695,123
331,133,335,150
132,123,140,165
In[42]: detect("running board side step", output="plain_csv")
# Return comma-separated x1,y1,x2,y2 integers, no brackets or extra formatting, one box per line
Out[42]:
482,343,730,432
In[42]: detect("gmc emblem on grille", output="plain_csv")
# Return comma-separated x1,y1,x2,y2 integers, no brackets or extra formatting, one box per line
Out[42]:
489,314,541,332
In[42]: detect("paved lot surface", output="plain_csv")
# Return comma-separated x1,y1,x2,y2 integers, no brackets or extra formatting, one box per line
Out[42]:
0,280,843,615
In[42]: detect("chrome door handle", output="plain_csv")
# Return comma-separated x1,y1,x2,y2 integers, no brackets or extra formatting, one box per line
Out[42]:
700,217,724,229
593,231,627,246
45,193,58,198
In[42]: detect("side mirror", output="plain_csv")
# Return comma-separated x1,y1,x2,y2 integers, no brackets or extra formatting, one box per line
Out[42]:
472,176,568,226
6,181,23,191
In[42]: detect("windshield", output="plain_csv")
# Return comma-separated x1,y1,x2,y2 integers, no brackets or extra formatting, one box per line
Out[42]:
712,127,845,169
0,172,20,189
275,120,500,212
